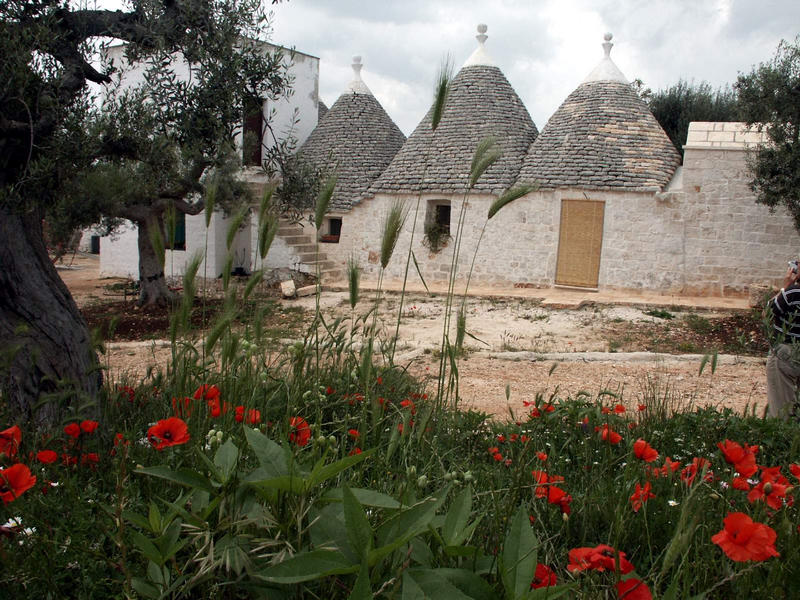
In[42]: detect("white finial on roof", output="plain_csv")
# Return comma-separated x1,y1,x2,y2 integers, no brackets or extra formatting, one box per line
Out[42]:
582,32,628,84
603,32,613,56
463,23,495,67
346,55,373,95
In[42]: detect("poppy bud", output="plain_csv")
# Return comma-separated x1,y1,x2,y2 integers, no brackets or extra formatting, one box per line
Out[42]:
407,466,417,478
327,435,337,447
416,475,428,488
562,512,569,522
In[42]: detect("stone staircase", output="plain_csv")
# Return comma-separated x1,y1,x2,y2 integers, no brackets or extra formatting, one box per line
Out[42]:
277,220,342,282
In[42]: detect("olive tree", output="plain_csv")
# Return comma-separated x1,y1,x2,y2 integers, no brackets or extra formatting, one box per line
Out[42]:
0,0,284,422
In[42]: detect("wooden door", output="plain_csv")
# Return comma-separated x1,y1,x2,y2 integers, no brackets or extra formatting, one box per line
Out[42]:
555,199,605,288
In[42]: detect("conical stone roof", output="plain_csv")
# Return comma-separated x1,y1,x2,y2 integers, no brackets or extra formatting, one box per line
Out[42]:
518,34,679,191
370,25,538,196
298,57,405,211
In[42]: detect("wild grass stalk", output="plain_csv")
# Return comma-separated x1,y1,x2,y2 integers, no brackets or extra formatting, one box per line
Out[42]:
389,57,453,365
435,136,502,409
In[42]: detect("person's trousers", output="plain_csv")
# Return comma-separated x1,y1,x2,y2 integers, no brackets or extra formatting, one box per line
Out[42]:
766,343,800,419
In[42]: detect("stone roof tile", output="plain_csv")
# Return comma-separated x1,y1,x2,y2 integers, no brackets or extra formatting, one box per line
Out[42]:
298,85,405,211
369,64,538,195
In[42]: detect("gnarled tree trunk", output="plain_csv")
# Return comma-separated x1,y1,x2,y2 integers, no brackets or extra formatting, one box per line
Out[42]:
0,208,101,425
136,214,174,307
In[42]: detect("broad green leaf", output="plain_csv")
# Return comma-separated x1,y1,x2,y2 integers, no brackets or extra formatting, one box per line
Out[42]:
147,561,164,586
123,510,152,532
402,571,426,600
131,531,162,565
307,448,374,488
213,439,239,483
343,486,373,560
148,502,161,533
245,473,307,495
443,544,479,558
348,558,372,600
374,487,450,557
403,569,473,599
245,427,288,477
417,568,495,600
131,577,160,599
135,466,214,493
309,504,358,564
322,487,402,509
501,505,539,600
255,550,356,584
443,486,472,546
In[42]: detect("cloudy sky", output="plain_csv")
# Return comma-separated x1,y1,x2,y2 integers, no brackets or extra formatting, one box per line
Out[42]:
267,0,800,135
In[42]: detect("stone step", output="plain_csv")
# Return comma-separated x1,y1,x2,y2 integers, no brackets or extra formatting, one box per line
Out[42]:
298,251,330,262
281,235,315,246
302,259,336,270
294,243,318,253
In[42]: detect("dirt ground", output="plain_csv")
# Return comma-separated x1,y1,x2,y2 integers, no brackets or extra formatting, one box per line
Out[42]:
56,253,770,418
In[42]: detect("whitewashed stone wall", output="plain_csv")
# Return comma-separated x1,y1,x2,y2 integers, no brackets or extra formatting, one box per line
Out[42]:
99,43,319,279
674,124,798,295
324,123,799,296
324,192,560,289
100,211,253,280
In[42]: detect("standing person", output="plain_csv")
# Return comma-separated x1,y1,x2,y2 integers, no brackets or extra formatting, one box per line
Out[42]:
766,262,800,419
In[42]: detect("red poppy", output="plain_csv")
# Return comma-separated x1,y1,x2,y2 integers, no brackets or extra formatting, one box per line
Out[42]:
488,446,500,455
496,434,506,443
662,456,681,475
171,396,193,418
493,452,504,462
600,424,622,445
732,477,751,491
601,406,612,415
510,433,519,443
348,447,362,456
193,384,220,402
681,457,712,486
614,404,626,414
711,512,779,562
64,423,80,439
633,439,659,463
81,453,100,467
80,420,99,434
717,439,758,477
61,453,77,467
117,385,136,402
520,435,530,443
530,408,541,418
747,466,791,510
567,544,634,574
207,397,231,418
235,406,261,425
36,450,58,464
400,399,416,414
616,577,652,599
0,463,36,504
630,481,656,512
530,563,557,589
537,452,548,461
348,429,360,439
289,417,311,447
0,425,21,458
789,463,800,480
147,417,190,450
637,404,647,412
